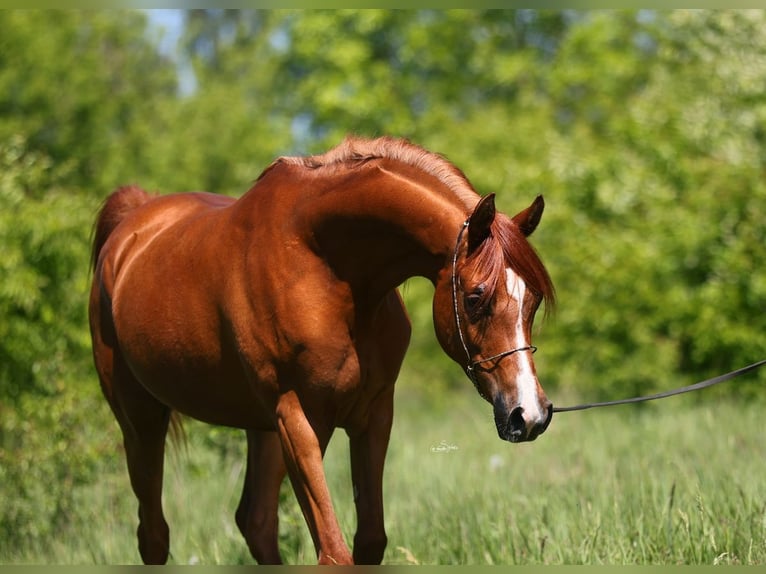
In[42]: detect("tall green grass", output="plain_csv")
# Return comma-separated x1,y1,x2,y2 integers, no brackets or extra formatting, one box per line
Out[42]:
2,388,764,565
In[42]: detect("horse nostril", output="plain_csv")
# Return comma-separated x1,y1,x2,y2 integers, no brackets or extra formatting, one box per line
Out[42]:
509,406,525,441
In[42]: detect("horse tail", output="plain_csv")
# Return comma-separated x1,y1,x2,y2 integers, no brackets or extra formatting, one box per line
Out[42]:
91,185,152,272
167,412,188,455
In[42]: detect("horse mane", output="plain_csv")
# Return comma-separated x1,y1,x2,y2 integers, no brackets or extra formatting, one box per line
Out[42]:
264,136,555,313
269,135,478,209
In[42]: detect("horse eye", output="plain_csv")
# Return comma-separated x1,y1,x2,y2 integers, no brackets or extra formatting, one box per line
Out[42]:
464,285,486,315
464,293,482,311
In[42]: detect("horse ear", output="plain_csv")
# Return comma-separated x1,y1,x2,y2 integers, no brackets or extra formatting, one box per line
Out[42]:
467,193,496,254
512,194,545,237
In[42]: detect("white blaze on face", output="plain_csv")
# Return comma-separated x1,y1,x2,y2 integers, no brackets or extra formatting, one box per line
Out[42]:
505,268,544,419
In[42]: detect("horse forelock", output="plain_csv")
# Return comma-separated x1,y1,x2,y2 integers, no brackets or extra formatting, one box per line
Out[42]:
274,135,478,209
465,214,556,317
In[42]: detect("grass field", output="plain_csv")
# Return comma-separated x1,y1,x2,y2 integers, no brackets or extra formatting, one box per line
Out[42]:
2,387,765,565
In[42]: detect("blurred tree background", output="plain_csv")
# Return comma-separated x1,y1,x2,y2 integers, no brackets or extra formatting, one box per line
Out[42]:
1,9,764,550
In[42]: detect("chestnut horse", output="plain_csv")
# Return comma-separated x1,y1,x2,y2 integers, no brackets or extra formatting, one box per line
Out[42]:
89,136,555,565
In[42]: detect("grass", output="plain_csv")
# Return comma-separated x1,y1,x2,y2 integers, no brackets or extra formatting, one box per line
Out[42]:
2,387,765,565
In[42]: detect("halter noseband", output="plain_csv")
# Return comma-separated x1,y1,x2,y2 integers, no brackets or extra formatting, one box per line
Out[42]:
451,219,537,398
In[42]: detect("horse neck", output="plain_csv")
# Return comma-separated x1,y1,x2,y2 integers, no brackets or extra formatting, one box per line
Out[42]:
293,161,475,302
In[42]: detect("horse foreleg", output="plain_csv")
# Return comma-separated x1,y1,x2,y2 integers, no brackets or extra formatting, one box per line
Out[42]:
348,388,394,564
276,391,352,565
235,430,286,564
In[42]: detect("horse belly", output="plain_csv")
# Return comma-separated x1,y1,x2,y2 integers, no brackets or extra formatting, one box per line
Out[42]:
125,351,275,430
113,291,275,430
157,375,274,430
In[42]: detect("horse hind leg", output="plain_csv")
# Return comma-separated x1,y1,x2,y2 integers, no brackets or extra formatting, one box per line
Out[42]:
91,252,171,564
101,354,172,564
235,430,286,564
120,384,172,563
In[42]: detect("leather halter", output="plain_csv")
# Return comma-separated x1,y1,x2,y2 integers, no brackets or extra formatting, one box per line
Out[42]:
451,219,537,399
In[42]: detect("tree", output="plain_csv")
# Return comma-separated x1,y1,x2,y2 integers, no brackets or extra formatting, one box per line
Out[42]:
0,10,178,194
530,10,766,399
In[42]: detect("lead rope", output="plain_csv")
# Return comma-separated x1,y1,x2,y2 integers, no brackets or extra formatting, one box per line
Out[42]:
552,359,766,412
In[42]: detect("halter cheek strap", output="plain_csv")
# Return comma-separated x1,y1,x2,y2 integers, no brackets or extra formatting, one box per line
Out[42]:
451,219,537,399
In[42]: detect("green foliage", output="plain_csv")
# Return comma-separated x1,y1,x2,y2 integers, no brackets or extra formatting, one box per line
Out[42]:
0,136,118,545
0,136,91,401
0,11,178,193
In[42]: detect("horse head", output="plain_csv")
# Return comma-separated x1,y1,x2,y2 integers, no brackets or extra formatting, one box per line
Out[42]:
433,194,555,443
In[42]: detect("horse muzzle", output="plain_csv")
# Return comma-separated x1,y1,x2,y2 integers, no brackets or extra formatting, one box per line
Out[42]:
494,400,553,443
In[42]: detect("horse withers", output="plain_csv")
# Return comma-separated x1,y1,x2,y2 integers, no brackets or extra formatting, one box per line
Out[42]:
88,136,555,564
